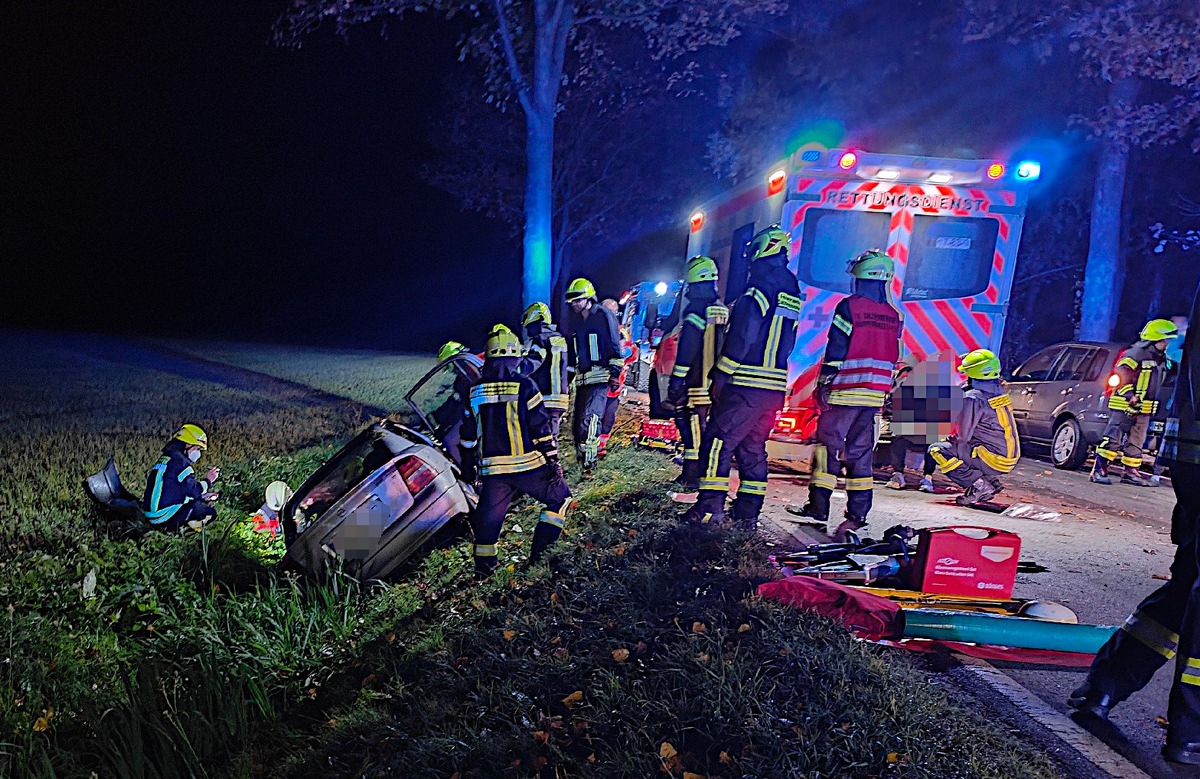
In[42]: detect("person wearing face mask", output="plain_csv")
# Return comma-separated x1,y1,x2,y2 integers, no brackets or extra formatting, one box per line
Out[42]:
141,423,220,533
928,349,1021,506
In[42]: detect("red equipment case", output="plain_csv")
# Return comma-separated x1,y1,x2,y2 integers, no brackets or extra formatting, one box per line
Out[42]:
910,526,1021,599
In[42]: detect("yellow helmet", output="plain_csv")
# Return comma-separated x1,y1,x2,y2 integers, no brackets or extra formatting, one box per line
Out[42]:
747,225,790,261
847,249,894,281
565,278,597,303
1140,318,1180,342
486,324,522,358
522,302,552,327
173,423,208,449
438,340,469,362
957,349,1001,380
685,255,719,284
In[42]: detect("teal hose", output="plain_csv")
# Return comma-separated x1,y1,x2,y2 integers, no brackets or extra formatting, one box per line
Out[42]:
902,609,1118,654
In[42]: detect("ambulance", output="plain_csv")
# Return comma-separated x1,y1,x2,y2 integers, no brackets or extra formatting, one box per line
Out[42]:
685,148,1040,446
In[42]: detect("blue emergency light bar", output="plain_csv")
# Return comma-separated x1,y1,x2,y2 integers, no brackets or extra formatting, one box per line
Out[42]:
1015,160,1042,181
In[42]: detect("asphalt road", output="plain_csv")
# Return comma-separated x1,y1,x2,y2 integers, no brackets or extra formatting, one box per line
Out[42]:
755,451,1191,778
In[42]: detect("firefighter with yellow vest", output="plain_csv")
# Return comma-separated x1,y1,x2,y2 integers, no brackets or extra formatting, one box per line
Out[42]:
682,226,801,529
459,326,572,577
1091,319,1180,486
926,349,1021,505
1068,293,1200,766
520,302,570,441
792,249,902,540
666,255,729,491
565,278,624,476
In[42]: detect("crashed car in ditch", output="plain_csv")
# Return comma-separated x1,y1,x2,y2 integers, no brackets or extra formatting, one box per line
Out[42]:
85,353,482,580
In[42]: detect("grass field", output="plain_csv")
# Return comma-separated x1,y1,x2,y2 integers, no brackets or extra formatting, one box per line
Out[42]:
0,330,1063,778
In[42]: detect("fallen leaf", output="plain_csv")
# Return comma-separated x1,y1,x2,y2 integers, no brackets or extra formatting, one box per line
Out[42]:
659,742,678,759
503,630,517,641
550,635,562,645
1154,574,1172,581
612,648,630,662
683,773,706,779
562,690,584,708
719,751,734,765
614,544,626,556
33,716,50,733
627,528,638,538
738,623,752,633
533,730,550,743
1156,715,1170,728
587,753,597,763
553,647,569,659
385,632,396,643
887,752,901,764
550,593,561,603
692,621,707,634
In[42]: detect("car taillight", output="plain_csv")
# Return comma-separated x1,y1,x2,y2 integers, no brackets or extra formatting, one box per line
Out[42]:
397,456,437,495
1106,373,1120,394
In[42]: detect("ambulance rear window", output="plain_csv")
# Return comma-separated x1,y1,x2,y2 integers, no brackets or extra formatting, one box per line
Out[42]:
796,209,891,293
902,216,999,301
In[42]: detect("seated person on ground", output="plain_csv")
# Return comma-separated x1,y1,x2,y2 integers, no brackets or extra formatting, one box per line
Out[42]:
142,423,220,533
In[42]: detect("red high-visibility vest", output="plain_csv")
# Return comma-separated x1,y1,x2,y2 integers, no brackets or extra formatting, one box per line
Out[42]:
829,296,901,408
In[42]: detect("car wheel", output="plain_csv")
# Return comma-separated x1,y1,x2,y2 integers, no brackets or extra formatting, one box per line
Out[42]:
1051,417,1087,470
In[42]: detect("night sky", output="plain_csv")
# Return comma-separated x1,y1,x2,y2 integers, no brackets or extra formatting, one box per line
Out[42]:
4,1,535,351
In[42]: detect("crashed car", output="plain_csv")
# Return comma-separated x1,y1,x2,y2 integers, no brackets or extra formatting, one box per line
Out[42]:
85,354,481,580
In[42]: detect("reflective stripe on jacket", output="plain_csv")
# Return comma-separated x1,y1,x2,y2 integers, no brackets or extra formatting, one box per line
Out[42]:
716,259,801,394
1108,341,1168,414
671,293,729,406
523,323,569,411
570,305,623,386
142,445,204,524
461,359,556,476
824,295,902,408
954,379,1021,473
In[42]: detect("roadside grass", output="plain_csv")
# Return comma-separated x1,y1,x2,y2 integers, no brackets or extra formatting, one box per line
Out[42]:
1,332,1061,778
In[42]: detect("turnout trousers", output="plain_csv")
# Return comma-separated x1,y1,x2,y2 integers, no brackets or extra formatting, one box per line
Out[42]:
470,464,572,575
677,403,711,484
1080,463,1200,746
599,393,620,458
152,500,217,534
690,387,781,523
573,383,609,469
929,439,1002,490
805,405,877,521
1096,410,1151,470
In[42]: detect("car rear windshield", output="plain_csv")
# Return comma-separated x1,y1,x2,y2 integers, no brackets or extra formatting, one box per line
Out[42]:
795,208,891,293
901,215,999,301
291,430,403,532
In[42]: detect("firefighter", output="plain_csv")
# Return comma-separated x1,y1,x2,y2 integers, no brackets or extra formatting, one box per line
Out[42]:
682,226,801,530
565,278,624,476
666,255,729,491
520,302,570,441
1067,289,1200,766
433,339,484,462
459,326,572,577
792,249,902,540
1091,319,1180,486
926,349,1021,506
142,423,220,533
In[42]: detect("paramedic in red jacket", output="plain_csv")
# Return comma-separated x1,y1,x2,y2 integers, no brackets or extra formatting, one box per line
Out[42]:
792,249,902,541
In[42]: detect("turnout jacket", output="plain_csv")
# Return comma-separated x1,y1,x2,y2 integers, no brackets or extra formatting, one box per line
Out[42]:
569,304,624,386
141,442,208,525
522,322,569,412
951,378,1021,474
820,285,903,408
1165,289,1200,465
715,257,802,394
1109,341,1169,414
669,282,729,406
461,358,557,476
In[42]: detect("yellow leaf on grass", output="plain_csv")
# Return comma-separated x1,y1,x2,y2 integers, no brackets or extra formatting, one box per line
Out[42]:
587,753,597,763
691,621,707,634
503,630,517,641
887,752,900,764
659,742,678,759
683,773,706,779
33,717,50,733
612,648,630,662
738,623,752,633
385,632,396,643
719,751,734,764
533,730,550,743
562,690,584,708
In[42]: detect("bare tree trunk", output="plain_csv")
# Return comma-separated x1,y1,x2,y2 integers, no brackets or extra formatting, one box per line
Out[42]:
1079,77,1139,341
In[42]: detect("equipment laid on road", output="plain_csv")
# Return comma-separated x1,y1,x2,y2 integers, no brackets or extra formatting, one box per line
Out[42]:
902,609,1115,654
910,526,1020,598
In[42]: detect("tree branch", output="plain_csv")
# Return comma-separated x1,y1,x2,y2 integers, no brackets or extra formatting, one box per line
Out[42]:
491,0,533,115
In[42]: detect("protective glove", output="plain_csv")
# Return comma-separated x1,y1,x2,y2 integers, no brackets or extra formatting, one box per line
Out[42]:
814,379,833,412
1126,396,1143,415
608,372,623,394
710,372,729,404
666,377,688,411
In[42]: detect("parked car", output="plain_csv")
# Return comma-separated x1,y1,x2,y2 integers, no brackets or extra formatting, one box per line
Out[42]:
1003,341,1127,470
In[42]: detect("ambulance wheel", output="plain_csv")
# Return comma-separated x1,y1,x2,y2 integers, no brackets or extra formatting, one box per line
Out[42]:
1051,417,1087,470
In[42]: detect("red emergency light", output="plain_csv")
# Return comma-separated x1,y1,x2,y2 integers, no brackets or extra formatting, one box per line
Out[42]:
987,163,1005,180
767,169,787,195
838,151,858,170
1107,373,1121,390
689,210,705,232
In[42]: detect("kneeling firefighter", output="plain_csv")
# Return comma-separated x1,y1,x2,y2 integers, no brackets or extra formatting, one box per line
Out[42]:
142,423,221,533
1091,319,1179,486
793,249,902,541
460,326,572,577
666,255,729,491
520,302,570,440
928,349,1021,506
683,226,801,529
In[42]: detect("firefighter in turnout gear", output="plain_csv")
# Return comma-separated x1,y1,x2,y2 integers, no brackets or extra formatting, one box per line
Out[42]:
793,249,901,541
433,339,484,464
1068,290,1200,766
683,226,801,529
1091,319,1180,486
141,424,220,533
460,326,572,577
565,278,623,476
928,349,1022,506
667,255,729,491
521,302,570,441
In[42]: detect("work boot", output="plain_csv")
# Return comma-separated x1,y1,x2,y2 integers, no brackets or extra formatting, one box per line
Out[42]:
1066,683,1116,720
1163,742,1200,766
830,512,867,543
1120,468,1151,487
785,503,826,522
956,477,998,506
1090,458,1112,485
918,476,935,493
681,507,724,527
886,473,906,490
